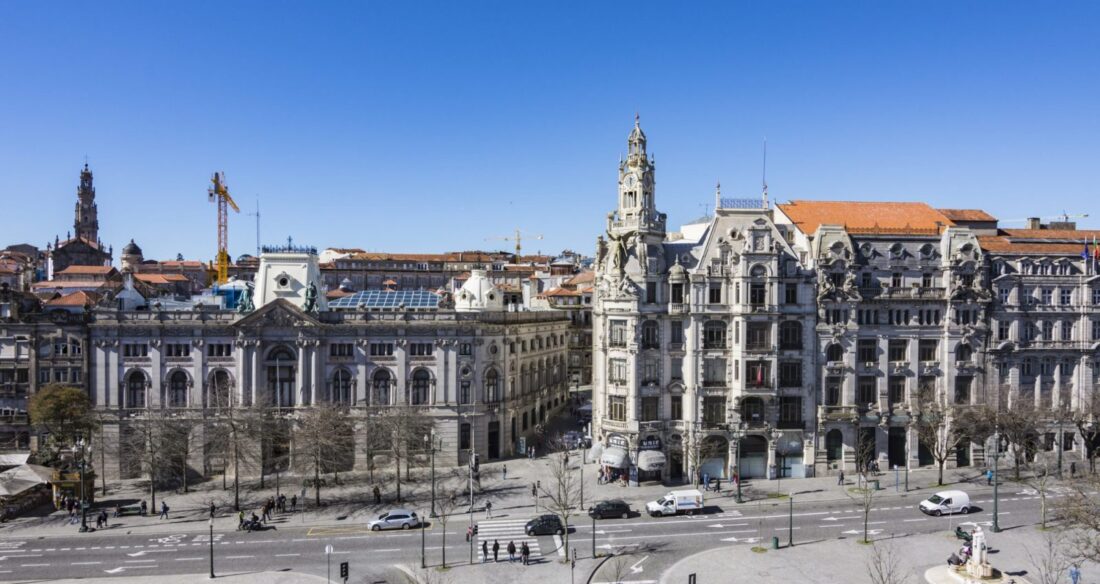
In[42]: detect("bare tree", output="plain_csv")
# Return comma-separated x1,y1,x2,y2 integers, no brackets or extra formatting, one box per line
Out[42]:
539,441,582,558
203,391,265,511
683,429,724,488
999,403,1042,480
433,489,458,568
1072,397,1100,475
846,437,878,544
1027,456,1058,530
375,407,432,502
866,541,909,584
1054,471,1100,563
1026,531,1071,584
291,404,354,506
121,409,189,511
913,403,957,486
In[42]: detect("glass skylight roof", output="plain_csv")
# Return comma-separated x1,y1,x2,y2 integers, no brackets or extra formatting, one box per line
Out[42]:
328,290,441,310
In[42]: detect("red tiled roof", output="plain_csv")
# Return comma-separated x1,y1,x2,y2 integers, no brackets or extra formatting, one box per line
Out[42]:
57,236,102,250
31,280,117,290
56,265,115,276
565,271,594,286
938,209,997,222
158,260,204,268
777,200,955,235
45,291,98,307
543,287,581,297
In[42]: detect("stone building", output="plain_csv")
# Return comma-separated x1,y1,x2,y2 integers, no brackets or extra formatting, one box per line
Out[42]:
591,118,817,484
87,245,571,480
774,201,990,476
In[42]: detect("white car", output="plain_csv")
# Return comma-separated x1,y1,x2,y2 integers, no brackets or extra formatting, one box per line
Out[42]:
368,509,420,531
919,490,972,516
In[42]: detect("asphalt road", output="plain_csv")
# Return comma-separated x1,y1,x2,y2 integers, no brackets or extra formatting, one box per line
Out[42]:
0,485,1054,583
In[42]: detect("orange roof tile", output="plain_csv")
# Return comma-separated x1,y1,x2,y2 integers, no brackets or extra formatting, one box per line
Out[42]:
999,229,1100,240
56,265,115,276
45,291,98,307
938,209,997,222
777,200,955,235
32,280,117,290
565,271,594,286
543,287,581,297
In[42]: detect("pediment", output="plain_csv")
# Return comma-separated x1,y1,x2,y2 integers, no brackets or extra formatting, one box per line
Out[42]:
234,298,321,329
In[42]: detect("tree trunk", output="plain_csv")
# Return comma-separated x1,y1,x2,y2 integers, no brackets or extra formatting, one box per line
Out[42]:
394,454,402,502
314,462,321,507
938,459,945,486
233,442,241,511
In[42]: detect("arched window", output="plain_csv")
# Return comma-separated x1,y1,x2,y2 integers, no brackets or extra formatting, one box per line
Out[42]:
372,369,391,405
209,370,231,408
956,344,972,363
522,411,529,431
779,321,802,350
410,369,431,405
267,347,296,408
127,371,147,409
485,369,500,403
331,369,352,405
168,371,188,408
826,344,844,362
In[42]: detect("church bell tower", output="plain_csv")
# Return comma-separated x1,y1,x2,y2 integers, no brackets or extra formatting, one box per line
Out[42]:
74,163,99,242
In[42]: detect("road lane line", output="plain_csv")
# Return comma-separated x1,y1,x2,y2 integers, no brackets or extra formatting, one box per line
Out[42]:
21,563,50,567
374,549,401,553
176,558,203,561
226,555,254,559
903,519,928,522
275,553,300,557
125,560,156,563
72,561,101,565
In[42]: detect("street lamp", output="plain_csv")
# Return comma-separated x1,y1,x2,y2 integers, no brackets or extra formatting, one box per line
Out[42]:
730,425,743,504
990,431,1003,533
74,438,91,533
424,430,438,517
325,544,334,583
208,518,215,579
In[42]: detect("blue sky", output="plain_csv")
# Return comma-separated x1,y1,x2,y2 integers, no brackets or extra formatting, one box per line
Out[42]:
2,1,1098,262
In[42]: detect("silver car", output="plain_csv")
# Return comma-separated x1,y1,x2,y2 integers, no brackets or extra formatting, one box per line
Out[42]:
368,509,420,531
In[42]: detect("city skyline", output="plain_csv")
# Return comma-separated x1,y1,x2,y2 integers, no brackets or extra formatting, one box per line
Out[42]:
3,2,1099,262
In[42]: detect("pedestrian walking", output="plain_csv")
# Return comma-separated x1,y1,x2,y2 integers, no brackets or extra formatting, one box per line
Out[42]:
986,469,993,486
140,500,148,516
373,485,381,505
837,470,845,486
485,500,493,518
507,540,516,562
521,542,530,565
291,494,298,512
1071,462,1077,478
238,510,245,529
713,476,722,494
503,464,507,480
209,502,216,519
466,525,473,542
492,540,500,562
159,501,169,520
482,540,488,563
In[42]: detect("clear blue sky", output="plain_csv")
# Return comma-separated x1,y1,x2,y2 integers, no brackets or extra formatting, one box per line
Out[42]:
2,1,1098,263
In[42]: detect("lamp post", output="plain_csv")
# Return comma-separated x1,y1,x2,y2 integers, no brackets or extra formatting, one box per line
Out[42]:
325,544,334,583
74,438,90,533
208,518,215,579
787,492,794,548
730,426,743,504
424,430,438,517
991,431,1002,533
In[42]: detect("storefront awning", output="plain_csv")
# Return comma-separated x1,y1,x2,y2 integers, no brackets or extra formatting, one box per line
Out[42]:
600,446,630,469
589,442,604,461
637,450,666,472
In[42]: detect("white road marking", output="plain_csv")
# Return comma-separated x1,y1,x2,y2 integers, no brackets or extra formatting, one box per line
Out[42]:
175,557,203,561
903,519,928,522
275,553,301,557
72,561,101,565
226,555,254,559
21,563,50,567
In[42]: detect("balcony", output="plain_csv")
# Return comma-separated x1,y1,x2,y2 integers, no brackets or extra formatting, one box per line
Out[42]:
825,361,846,375
703,341,727,350
745,380,773,390
702,379,727,388
819,405,858,422
776,418,804,430
858,361,879,373
702,419,727,430
609,340,627,349
640,342,661,351
669,303,690,316
668,342,684,352
745,343,773,353
888,361,910,375
639,420,665,432
919,361,940,376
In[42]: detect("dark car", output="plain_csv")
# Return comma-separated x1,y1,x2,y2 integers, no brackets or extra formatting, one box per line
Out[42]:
588,499,631,520
525,514,565,536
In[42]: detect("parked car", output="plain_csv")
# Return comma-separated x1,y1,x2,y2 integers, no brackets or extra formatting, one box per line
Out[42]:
918,490,971,516
646,489,704,517
588,499,631,520
525,514,565,536
113,504,143,517
368,509,421,531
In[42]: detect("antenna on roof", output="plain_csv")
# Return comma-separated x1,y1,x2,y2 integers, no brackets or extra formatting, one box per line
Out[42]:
761,137,769,209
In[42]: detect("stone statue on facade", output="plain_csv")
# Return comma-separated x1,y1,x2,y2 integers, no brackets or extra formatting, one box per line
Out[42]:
595,235,608,271
817,271,836,301
635,238,648,273
841,269,861,300
303,281,318,313
237,285,254,314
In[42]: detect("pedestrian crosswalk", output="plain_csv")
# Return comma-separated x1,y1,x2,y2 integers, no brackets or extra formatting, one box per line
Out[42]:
473,518,542,561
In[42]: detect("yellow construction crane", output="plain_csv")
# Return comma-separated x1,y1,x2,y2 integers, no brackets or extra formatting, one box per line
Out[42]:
486,228,543,259
208,172,239,285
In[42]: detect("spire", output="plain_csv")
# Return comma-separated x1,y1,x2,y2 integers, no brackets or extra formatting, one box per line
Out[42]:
74,162,99,242
715,180,721,213
627,114,647,159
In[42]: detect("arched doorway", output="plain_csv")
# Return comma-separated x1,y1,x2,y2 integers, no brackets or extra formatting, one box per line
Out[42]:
126,371,147,409
700,435,730,482
372,369,391,405
167,371,188,408
209,370,231,408
410,369,431,405
738,435,768,479
266,347,296,408
331,369,352,405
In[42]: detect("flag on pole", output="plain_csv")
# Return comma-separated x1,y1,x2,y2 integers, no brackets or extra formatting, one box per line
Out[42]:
1083,240,1090,261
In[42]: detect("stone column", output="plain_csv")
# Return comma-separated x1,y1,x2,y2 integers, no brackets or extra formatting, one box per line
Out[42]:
395,339,408,405
149,340,163,407
355,341,368,406
312,341,322,404
296,340,307,406
249,343,260,406
108,343,119,408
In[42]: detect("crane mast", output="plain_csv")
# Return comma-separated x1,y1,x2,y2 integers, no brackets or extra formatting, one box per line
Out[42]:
208,172,240,285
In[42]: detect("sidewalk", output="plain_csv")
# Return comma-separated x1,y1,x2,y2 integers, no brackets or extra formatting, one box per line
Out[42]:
10,571,330,584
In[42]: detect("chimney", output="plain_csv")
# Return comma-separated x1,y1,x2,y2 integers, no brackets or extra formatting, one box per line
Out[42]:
1026,217,1042,230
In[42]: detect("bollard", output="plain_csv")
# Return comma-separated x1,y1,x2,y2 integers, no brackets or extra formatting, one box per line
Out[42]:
771,536,779,550
871,480,880,491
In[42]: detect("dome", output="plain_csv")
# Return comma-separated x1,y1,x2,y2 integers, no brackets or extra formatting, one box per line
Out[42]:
454,268,505,312
668,256,686,280
339,278,354,291
122,239,143,256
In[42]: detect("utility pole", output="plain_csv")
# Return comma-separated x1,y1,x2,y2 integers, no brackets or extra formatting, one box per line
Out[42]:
787,493,793,548
992,431,1002,533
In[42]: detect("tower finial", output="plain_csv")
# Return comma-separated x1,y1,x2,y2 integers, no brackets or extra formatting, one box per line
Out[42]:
761,137,769,208
634,112,640,126
715,180,721,213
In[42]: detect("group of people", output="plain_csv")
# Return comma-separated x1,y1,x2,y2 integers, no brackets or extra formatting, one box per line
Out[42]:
481,539,532,565
58,495,82,524
597,467,627,486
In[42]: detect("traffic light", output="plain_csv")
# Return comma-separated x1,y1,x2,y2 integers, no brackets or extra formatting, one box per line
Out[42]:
470,454,480,472
339,561,348,580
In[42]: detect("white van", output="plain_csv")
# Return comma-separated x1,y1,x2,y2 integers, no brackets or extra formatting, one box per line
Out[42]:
918,490,972,516
646,489,704,516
